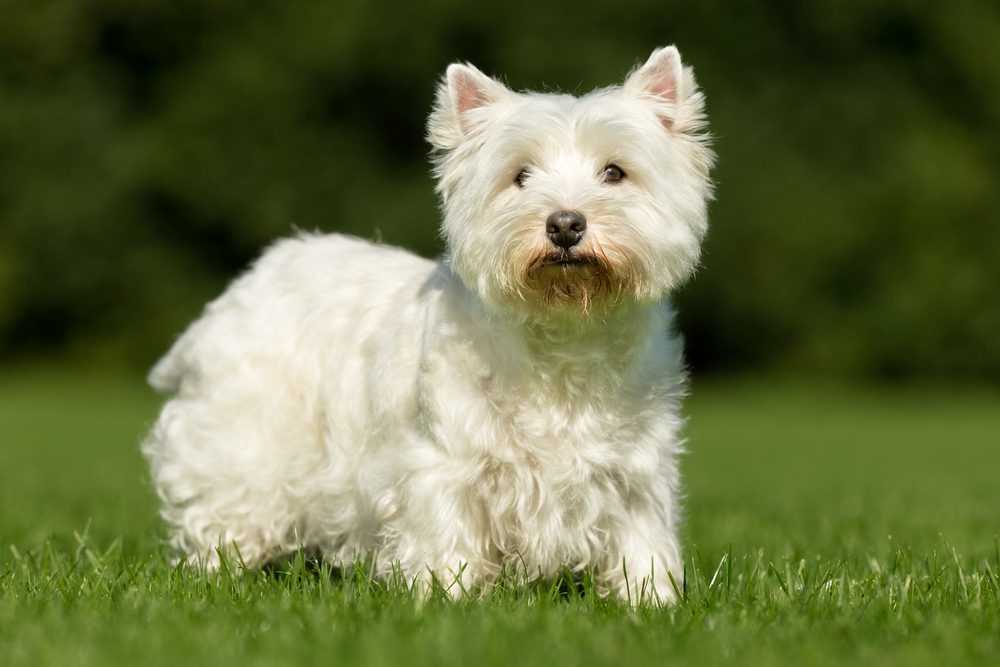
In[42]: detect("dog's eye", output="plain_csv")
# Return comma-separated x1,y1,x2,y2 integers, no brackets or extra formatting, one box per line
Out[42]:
601,163,626,184
514,168,530,188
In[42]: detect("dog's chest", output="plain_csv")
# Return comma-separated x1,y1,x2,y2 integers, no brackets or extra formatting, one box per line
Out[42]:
468,390,657,564
419,315,678,567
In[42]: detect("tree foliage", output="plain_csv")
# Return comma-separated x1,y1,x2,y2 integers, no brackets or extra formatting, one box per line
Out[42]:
1,0,997,378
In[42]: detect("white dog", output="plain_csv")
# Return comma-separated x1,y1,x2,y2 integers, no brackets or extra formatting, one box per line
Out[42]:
143,45,714,603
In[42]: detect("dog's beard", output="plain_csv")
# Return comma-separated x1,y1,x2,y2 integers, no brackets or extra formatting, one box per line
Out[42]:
522,241,631,314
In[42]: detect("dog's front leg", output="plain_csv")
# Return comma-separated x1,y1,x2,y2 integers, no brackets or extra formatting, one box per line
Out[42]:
605,507,684,605
388,458,492,599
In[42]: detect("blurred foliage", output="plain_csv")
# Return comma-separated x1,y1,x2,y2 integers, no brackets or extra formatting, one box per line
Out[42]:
0,0,997,379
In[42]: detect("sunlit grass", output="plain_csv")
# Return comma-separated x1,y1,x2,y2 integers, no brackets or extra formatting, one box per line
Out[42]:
1,369,998,666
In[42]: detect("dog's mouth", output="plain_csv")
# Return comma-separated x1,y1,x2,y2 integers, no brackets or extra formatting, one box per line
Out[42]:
521,248,620,313
534,252,601,269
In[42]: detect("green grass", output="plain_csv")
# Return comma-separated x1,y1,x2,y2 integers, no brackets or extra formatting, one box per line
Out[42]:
2,369,999,666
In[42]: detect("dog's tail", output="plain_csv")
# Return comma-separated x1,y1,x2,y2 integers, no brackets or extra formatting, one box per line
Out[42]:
148,343,185,394
148,321,205,394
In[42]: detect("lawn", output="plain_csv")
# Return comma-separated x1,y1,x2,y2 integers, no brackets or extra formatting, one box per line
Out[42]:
1,369,998,666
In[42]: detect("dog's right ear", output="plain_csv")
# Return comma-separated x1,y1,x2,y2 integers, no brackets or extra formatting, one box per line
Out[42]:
427,63,511,150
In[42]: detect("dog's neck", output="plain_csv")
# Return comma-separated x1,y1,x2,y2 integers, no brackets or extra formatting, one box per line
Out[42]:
432,266,675,397
520,307,659,366
473,294,669,387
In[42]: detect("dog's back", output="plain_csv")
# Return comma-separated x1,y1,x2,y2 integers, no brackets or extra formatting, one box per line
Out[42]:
149,233,436,395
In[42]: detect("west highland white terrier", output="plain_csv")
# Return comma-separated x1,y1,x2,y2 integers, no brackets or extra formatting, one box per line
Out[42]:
143,45,714,603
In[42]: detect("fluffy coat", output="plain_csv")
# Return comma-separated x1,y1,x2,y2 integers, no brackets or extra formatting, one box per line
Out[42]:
143,45,714,602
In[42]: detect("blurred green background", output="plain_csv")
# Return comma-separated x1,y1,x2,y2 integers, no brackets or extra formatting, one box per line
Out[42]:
2,6,999,662
1,0,998,380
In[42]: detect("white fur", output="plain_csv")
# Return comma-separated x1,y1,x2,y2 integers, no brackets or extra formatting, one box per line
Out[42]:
143,46,714,603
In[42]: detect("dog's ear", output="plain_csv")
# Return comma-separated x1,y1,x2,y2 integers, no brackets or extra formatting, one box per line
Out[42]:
624,46,687,128
428,63,511,150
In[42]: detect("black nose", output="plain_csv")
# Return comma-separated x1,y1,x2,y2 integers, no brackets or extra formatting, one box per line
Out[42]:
546,210,587,249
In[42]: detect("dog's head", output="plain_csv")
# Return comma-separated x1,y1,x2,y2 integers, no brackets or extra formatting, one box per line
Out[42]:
428,46,714,321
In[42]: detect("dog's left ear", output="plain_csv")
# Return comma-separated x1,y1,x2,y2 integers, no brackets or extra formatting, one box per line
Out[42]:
428,63,511,150
624,46,686,128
